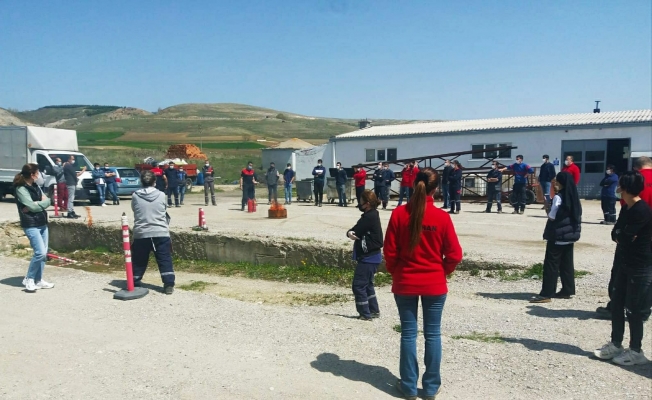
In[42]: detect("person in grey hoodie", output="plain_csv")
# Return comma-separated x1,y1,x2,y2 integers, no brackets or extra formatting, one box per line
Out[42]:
266,162,280,204
131,170,175,294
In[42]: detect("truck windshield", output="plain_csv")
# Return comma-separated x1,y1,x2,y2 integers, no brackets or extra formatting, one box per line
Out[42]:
48,153,93,171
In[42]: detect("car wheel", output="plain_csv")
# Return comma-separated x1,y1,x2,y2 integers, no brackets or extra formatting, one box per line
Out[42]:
185,178,193,191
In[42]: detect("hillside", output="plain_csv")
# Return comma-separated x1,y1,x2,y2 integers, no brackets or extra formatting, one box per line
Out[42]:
0,108,31,126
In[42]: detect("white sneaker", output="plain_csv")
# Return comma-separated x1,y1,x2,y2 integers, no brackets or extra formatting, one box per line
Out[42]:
24,278,37,292
594,342,624,360
36,280,54,289
612,348,649,366
101,204,107,207
22,278,40,290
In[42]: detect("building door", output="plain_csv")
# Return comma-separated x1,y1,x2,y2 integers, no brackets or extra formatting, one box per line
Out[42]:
561,139,607,199
606,139,630,174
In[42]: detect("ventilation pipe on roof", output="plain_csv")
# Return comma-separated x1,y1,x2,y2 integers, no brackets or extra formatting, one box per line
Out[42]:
594,100,601,113
358,119,372,129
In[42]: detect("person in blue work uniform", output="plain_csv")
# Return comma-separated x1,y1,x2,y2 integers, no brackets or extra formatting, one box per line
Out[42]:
335,162,348,206
103,162,119,205
500,155,534,214
283,163,296,205
346,190,383,320
485,161,503,213
372,162,384,201
441,160,452,209
177,165,188,206
312,159,326,207
448,161,463,214
600,165,619,225
539,155,556,211
381,162,396,210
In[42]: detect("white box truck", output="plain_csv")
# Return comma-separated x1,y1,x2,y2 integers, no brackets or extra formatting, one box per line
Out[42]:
0,126,94,202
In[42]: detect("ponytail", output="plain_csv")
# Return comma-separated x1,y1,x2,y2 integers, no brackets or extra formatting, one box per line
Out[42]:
408,180,427,250
13,163,39,187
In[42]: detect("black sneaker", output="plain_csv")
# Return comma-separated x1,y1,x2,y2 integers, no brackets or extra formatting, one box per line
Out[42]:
371,313,380,319
357,315,373,321
175,205,180,208
116,199,120,205
164,285,174,295
134,280,142,288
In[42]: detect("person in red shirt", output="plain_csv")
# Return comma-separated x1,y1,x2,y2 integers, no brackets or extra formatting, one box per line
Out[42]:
384,167,463,400
150,163,166,193
398,160,419,206
562,155,581,186
352,165,367,205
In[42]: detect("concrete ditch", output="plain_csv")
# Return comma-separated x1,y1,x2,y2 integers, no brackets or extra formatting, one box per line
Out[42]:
47,220,361,269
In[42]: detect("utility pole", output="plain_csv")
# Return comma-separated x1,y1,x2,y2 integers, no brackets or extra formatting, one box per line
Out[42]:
198,124,203,151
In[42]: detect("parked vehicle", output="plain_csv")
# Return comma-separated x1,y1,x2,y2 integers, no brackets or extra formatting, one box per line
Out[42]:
0,126,94,201
83,167,142,204
135,163,199,190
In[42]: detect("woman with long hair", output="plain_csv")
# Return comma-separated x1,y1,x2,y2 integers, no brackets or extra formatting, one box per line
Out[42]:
346,190,383,320
530,171,582,303
14,163,53,292
384,167,463,400
448,160,463,214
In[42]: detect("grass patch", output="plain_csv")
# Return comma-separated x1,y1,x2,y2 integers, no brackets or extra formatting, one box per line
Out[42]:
289,293,352,306
574,270,590,278
451,331,504,343
177,280,216,292
460,261,589,282
393,324,402,333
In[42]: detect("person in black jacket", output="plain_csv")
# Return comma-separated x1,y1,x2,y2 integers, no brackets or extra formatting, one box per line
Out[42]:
448,161,463,214
347,190,384,320
335,162,348,206
441,160,452,209
531,172,582,303
485,161,503,213
372,162,384,200
539,155,557,211
381,162,395,210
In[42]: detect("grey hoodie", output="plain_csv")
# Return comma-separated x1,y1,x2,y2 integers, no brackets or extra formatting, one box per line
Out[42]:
131,187,169,239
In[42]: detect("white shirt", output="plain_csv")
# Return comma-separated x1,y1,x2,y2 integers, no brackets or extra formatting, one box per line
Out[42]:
548,195,571,245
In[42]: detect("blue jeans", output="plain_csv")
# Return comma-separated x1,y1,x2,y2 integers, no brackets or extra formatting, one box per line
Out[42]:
284,182,293,203
441,183,449,209
398,186,410,206
395,294,447,398
106,182,118,202
24,226,49,281
337,184,347,205
540,181,551,204
96,184,106,205
179,185,186,203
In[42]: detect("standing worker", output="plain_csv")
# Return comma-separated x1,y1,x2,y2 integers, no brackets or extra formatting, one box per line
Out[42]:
151,162,165,193
335,162,348,207
164,162,180,207
203,160,216,206
600,165,619,225
448,160,463,214
91,162,107,207
500,155,534,215
346,190,384,320
539,155,556,211
131,170,175,295
51,157,68,212
398,161,418,207
283,163,295,205
381,162,395,210
373,162,384,200
14,164,54,292
441,160,452,209
63,155,84,219
312,159,326,207
240,161,258,211
103,162,119,205
562,155,581,186
177,165,188,206
353,165,367,205
485,161,503,213
384,168,463,400
266,162,280,205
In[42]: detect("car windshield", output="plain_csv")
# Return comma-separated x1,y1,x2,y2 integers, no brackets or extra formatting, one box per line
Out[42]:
117,169,139,178
49,153,93,171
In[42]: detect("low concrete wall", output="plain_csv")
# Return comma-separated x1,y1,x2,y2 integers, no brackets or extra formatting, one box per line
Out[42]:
48,221,359,269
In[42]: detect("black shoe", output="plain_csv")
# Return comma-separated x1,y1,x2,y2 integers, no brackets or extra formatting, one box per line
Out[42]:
497,210,503,214
117,199,120,205
134,280,142,288
553,292,572,299
357,315,373,321
596,306,612,320
175,205,180,208
71,212,81,219
319,203,322,207
164,285,174,295
371,313,380,319
485,210,491,213
113,201,117,205
448,210,455,214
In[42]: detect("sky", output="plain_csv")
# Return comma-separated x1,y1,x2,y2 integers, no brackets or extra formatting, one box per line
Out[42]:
1,0,651,120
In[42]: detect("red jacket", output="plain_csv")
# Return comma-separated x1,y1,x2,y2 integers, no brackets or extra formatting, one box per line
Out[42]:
622,168,652,207
562,163,580,185
400,165,419,188
353,170,367,187
384,197,463,295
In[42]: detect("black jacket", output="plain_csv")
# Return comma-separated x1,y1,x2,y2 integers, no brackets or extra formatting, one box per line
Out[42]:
543,206,581,243
539,162,556,183
486,169,502,189
382,169,395,186
448,168,463,191
373,168,384,187
442,165,453,183
348,209,383,260
335,168,348,186
16,184,48,228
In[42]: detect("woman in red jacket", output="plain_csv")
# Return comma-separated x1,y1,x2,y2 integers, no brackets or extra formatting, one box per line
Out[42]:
384,167,463,400
353,165,367,205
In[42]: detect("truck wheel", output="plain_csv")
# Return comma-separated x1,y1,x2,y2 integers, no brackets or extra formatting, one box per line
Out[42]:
185,178,193,191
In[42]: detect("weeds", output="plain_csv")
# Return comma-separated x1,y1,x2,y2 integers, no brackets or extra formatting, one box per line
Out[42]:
177,280,216,292
289,293,351,306
393,324,402,333
451,331,504,343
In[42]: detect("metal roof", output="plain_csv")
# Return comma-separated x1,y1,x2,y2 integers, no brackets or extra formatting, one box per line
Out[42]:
334,109,652,140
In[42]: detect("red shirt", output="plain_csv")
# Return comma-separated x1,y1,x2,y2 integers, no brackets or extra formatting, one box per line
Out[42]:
151,167,163,176
562,163,580,185
383,197,463,296
353,169,367,187
400,165,419,188
619,169,652,207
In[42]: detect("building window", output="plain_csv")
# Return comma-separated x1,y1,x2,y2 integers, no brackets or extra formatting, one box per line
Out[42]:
365,148,398,162
472,143,511,159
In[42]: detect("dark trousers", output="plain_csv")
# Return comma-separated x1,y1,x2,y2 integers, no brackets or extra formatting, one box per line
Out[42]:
268,184,278,202
106,182,118,203
382,186,390,208
449,188,461,212
606,250,622,311
398,186,410,206
204,180,216,205
355,185,365,204
441,183,449,209
512,183,526,212
374,186,381,201
166,186,179,206
314,181,324,204
132,237,175,286
337,184,347,205
352,262,380,318
601,197,617,223
611,270,652,351
242,184,255,209
486,185,502,212
540,241,575,297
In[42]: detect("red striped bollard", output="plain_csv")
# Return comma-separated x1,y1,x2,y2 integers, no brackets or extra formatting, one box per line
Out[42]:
201,208,207,229
51,185,62,218
198,207,203,227
113,212,148,300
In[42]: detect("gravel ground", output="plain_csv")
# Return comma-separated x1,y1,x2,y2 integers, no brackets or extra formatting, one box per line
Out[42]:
0,195,651,399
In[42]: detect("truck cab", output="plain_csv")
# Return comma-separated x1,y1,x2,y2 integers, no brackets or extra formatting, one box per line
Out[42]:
35,151,94,200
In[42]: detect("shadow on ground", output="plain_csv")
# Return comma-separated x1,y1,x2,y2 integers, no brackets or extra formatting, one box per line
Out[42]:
109,279,163,293
476,292,534,301
310,353,401,398
0,276,24,288
526,305,599,320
